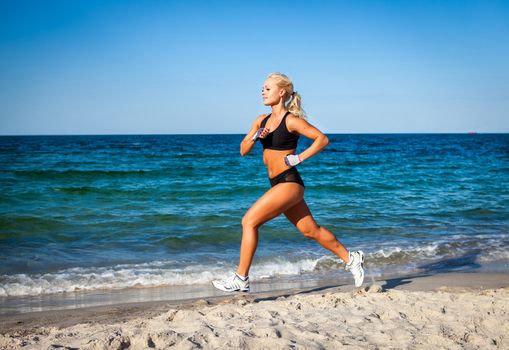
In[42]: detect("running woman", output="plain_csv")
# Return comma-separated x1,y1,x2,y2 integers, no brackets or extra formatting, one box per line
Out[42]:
212,72,364,292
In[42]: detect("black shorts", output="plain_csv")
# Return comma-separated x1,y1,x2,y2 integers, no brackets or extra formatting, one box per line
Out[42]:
269,167,305,188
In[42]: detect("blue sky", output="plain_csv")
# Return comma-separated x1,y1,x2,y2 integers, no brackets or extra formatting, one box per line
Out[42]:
1,0,508,134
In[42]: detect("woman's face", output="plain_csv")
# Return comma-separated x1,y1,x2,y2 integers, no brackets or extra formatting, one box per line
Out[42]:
262,78,284,106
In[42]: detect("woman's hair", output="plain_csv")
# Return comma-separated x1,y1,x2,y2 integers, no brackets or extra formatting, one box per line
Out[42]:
266,72,306,119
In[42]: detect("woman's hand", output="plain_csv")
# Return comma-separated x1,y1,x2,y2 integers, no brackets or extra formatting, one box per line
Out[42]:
252,127,270,141
241,114,271,156
284,154,302,167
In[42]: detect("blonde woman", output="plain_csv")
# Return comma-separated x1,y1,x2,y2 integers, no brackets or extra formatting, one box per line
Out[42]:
212,73,364,292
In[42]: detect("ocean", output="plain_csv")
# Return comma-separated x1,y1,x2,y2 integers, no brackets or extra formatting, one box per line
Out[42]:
1,134,508,311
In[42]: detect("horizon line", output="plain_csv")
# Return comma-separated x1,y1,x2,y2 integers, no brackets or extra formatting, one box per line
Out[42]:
0,131,507,137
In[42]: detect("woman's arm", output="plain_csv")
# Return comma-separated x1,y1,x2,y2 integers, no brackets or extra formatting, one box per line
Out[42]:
286,115,329,162
240,114,268,156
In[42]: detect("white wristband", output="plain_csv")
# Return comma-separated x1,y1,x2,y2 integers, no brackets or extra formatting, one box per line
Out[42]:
251,128,263,141
284,154,302,167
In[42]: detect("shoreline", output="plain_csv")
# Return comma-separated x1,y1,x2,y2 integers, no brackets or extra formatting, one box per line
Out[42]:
1,271,508,334
2,260,508,317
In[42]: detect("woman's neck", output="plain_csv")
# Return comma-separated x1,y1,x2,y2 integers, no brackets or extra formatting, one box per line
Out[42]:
270,104,287,118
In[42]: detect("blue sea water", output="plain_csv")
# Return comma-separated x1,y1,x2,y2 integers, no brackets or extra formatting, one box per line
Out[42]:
0,134,508,298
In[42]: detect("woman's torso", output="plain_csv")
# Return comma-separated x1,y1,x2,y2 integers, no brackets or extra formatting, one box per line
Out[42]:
260,112,299,178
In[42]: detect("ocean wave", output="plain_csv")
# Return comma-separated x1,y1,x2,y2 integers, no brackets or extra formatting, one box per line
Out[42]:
0,215,68,233
0,258,319,297
1,240,508,297
309,184,366,194
15,169,157,177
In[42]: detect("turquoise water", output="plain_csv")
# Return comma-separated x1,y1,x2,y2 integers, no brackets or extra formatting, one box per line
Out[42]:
0,134,508,297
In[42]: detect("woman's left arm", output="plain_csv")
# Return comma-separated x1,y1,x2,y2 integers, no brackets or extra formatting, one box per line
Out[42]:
287,115,329,162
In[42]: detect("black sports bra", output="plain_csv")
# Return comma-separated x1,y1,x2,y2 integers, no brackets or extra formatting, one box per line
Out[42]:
259,111,299,150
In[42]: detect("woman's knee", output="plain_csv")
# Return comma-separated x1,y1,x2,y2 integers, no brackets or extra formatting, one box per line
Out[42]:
242,213,261,230
300,224,321,239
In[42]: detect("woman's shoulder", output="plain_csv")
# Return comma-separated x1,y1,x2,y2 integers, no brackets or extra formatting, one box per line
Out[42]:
285,113,305,125
285,113,310,133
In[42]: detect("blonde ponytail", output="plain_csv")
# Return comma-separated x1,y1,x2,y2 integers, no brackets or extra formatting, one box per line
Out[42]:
287,91,305,119
266,72,307,119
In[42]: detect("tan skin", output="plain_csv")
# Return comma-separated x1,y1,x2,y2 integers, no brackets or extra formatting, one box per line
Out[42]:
236,77,350,277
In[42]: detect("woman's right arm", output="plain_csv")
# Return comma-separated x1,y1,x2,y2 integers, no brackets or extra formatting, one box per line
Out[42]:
240,114,266,156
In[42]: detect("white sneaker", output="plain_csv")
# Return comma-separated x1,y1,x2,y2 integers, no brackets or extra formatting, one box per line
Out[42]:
212,273,250,292
345,251,365,287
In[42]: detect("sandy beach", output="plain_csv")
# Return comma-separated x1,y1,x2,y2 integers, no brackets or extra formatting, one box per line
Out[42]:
1,272,508,349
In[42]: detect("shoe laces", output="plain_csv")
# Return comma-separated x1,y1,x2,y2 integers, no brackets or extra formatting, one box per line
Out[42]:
345,253,362,273
350,262,362,274
221,273,237,285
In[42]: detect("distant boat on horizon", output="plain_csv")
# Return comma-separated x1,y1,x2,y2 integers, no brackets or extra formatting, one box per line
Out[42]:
468,131,477,134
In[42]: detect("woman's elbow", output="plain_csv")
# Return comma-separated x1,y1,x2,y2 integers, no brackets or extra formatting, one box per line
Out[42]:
322,135,330,147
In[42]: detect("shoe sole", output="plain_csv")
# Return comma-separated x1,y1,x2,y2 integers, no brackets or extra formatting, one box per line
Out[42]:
211,281,249,293
356,251,365,287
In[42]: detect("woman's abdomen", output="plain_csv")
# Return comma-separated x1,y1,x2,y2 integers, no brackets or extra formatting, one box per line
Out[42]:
263,149,296,178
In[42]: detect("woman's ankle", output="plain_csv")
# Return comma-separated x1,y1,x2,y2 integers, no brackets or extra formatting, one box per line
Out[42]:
235,272,249,280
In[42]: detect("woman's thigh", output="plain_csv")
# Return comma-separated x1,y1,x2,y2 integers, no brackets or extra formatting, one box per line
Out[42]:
243,183,304,228
283,199,320,234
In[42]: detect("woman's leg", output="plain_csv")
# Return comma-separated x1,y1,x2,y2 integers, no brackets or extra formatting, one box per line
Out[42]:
237,183,304,276
283,199,350,263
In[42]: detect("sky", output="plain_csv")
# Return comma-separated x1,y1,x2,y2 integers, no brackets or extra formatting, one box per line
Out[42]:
1,0,508,135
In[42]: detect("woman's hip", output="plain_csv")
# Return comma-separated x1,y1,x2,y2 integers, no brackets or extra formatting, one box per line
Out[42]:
269,167,305,188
